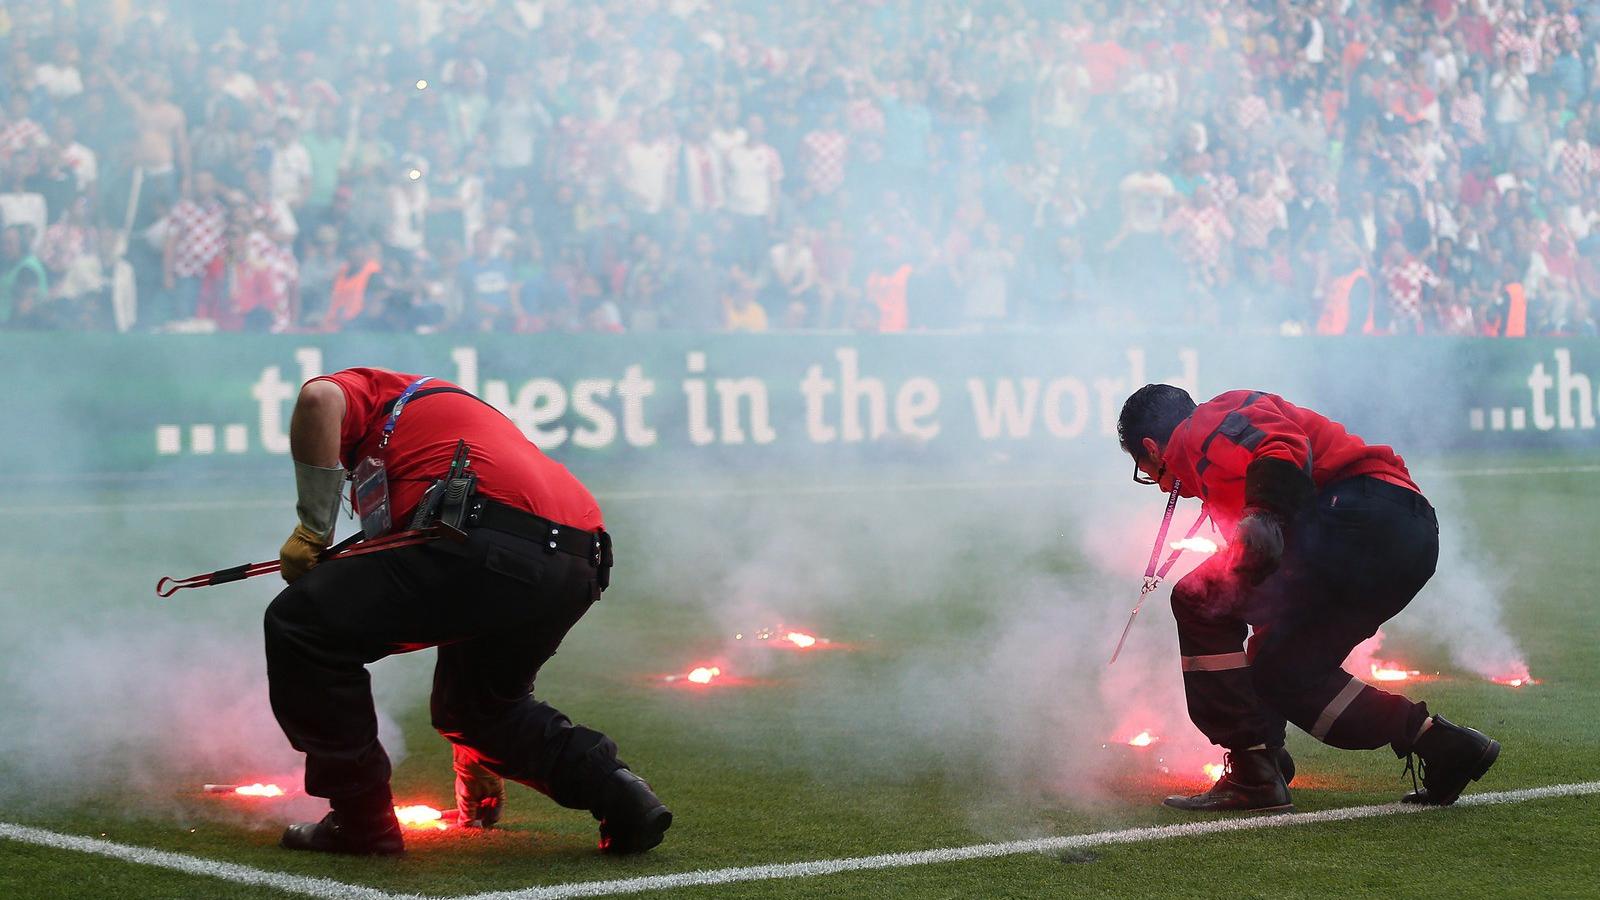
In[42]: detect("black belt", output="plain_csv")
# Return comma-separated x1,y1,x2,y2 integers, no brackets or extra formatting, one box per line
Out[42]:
466,498,609,568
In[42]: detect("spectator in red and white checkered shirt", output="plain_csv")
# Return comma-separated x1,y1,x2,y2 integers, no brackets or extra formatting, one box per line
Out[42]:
38,198,97,289
801,110,850,199
1382,239,1441,334
1547,118,1593,201
0,95,49,162
1165,185,1234,288
1448,74,1486,147
1495,21,1540,75
1233,88,1271,137
1202,149,1241,206
1233,170,1286,251
238,168,300,330
160,171,230,327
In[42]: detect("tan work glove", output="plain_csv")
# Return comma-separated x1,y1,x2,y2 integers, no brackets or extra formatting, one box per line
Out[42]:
279,523,331,583
454,744,505,828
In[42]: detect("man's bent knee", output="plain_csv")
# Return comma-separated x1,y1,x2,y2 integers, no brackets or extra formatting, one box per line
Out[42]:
1248,643,1324,712
263,582,315,651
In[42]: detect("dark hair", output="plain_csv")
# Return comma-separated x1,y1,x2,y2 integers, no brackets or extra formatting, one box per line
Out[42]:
1118,384,1196,461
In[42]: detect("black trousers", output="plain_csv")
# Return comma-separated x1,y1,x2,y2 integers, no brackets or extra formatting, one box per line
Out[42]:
1171,477,1438,754
264,527,623,814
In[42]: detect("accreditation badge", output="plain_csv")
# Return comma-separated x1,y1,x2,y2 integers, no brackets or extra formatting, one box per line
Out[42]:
352,456,392,539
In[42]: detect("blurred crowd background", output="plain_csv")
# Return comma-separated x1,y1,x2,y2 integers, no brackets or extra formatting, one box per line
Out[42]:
2,0,1598,335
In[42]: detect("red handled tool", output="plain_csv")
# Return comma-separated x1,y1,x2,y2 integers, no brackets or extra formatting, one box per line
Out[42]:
156,527,451,597
1109,482,1211,665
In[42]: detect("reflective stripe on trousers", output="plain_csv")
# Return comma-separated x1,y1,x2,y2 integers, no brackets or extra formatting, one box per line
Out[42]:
1310,676,1368,741
1181,651,1250,672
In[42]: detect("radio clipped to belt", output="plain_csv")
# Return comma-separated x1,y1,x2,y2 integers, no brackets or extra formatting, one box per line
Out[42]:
409,439,478,538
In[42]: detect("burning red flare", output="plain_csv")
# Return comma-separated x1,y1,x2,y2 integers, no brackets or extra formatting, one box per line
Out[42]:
1203,762,1226,782
394,805,448,830
1370,662,1420,682
663,665,724,684
1170,537,1219,553
204,783,285,797
1127,731,1156,747
737,626,836,649
1489,661,1537,687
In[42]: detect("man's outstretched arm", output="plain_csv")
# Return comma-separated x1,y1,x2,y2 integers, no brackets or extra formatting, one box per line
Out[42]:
281,381,347,582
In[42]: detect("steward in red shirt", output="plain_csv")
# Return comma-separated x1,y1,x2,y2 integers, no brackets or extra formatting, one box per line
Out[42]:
265,368,670,856
1118,384,1500,813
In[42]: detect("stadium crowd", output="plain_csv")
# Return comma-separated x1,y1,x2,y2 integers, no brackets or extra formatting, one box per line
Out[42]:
1,0,1599,335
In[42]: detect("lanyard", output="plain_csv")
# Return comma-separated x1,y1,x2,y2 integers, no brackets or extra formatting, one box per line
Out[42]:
1143,481,1182,582
1112,480,1194,665
378,376,434,450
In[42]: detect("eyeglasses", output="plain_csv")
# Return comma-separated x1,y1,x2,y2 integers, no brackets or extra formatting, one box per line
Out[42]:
1133,458,1166,486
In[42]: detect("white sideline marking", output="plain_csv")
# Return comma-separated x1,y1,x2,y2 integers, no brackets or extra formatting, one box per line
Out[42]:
460,780,1600,899
6,464,1600,516
2,781,1597,900
0,821,418,900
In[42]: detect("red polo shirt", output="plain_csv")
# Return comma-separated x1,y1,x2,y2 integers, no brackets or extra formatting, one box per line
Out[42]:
311,368,602,531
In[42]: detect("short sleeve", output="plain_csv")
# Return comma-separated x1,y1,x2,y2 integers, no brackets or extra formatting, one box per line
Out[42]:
308,370,381,468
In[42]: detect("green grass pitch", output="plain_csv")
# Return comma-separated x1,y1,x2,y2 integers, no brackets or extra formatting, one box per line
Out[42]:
1,456,1596,899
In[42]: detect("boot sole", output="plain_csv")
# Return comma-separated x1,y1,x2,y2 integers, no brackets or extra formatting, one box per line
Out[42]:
601,805,673,854
1470,739,1501,781
280,831,406,856
1162,799,1295,814
637,805,673,851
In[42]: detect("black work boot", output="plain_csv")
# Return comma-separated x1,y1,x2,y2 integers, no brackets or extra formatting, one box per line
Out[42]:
281,809,405,856
454,746,505,829
1400,715,1500,806
1273,746,1296,786
595,769,672,854
1164,749,1294,813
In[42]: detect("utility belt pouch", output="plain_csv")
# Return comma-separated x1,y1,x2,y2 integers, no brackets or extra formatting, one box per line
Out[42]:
407,439,476,541
408,480,444,530
595,529,613,592
436,471,478,537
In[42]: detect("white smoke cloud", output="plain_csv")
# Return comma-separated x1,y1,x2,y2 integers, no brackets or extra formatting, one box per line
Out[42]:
0,507,422,825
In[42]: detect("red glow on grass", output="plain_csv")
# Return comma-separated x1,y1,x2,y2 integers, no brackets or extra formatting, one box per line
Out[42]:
394,805,448,830
1169,537,1219,553
1492,675,1540,687
1127,731,1156,747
